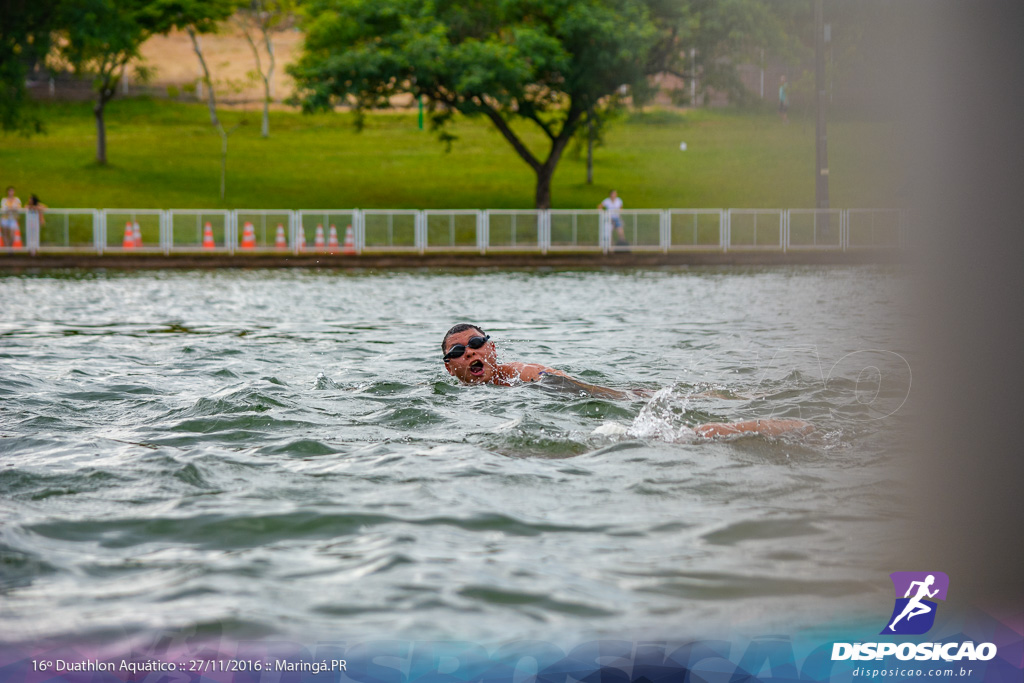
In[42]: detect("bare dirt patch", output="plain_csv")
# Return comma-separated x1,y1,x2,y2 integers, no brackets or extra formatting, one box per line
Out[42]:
136,24,303,104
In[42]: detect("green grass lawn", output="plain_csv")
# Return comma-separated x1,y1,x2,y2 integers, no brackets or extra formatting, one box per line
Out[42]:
0,99,903,210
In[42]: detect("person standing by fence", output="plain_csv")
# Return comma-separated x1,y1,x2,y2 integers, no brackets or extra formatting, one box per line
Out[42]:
25,195,47,250
1,186,22,247
598,189,626,248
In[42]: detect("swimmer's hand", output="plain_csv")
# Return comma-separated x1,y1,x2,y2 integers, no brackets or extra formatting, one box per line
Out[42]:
695,419,813,439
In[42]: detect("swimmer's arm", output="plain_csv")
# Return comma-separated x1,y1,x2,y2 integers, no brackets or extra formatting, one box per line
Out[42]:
695,419,813,439
506,363,632,399
515,363,571,382
491,362,565,386
537,370,631,400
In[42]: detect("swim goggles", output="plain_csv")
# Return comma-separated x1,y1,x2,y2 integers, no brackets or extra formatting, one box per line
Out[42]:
443,335,490,361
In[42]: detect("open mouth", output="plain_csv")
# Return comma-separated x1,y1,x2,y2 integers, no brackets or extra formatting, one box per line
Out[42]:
469,360,485,376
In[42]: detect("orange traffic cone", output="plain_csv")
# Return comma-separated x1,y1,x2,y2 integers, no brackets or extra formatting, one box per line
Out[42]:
0,232,4,247
298,230,306,252
11,225,23,249
133,221,142,248
314,224,326,251
327,224,340,253
343,224,356,255
202,222,215,249
275,224,287,250
122,222,136,249
240,222,256,250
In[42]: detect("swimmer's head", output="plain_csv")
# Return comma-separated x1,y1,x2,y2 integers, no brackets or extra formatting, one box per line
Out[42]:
441,323,485,352
441,323,498,384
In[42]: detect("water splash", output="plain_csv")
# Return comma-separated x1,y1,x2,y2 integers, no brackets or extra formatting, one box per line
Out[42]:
312,372,340,390
626,385,698,442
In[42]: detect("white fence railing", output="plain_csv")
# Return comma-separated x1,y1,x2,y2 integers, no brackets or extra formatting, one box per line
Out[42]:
0,208,910,255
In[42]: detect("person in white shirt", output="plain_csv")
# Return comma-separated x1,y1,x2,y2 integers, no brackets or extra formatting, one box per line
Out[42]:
598,189,626,247
1,186,22,246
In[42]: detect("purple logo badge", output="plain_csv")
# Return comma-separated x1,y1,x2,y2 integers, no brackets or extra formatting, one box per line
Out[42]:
880,572,949,635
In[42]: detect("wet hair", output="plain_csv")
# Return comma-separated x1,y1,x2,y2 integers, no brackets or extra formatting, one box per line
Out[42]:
441,323,485,352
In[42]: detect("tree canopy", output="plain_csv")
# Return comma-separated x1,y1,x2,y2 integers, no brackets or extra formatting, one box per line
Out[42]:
291,0,688,208
1,0,61,132
679,0,795,105
55,0,239,163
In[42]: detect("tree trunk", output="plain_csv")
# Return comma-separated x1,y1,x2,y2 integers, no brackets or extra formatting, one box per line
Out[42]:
480,102,581,209
189,26,231,201
534,133,574,209
238,12,275,139
534,166,554,210
261,28,274,138
94,99,107,165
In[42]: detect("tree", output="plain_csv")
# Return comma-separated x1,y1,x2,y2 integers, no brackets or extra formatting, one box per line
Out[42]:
56,0,236,165
1,0,61,133
570,96,624,185
173,0,249,200
290,0,687,208
236,0,295,138
187,26,242,200
652,0,796,107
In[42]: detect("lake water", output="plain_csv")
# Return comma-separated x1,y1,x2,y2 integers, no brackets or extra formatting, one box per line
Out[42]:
0,267,913,648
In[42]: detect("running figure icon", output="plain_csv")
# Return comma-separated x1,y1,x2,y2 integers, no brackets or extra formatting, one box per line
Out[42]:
881,571,949,635
888,574,940,631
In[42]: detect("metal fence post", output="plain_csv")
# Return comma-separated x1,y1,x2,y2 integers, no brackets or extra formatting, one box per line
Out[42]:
540,209,549,255
230,210,239,251
783,209,789,252
660,210,669,253
475,210,484,254
160,210,169,254
841,209,848,251
287,211,294,255
601,213,609,254
416,210,425,254
355,209,364,253
481,210,490,254
96,210,106,254
723,209,730,252
25,210,37,254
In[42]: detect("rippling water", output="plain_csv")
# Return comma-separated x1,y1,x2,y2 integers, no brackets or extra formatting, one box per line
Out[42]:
0,267,912,645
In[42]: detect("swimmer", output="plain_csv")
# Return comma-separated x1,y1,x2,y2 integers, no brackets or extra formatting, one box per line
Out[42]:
440,323,812,438
441,322,608,390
